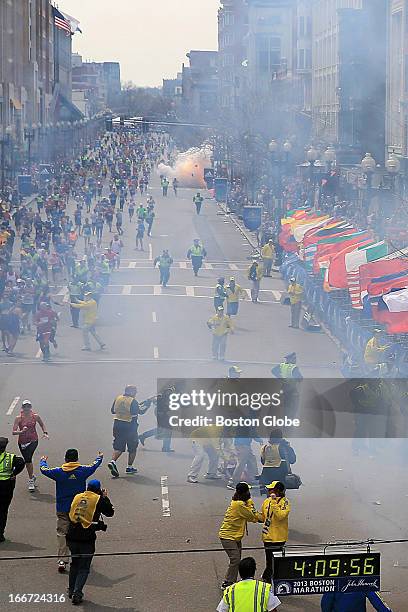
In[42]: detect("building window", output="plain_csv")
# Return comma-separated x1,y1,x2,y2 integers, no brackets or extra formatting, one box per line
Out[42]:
306,49,312,69
223,33,233,46
224,12,234,27
298,49,305,70
299,16,305,37
256,35,281,74
306,16,312,36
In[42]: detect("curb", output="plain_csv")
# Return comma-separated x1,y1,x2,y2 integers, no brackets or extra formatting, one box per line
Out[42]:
217,200,260,253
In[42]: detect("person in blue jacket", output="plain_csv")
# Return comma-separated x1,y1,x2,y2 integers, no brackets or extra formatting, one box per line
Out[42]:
40,448,103,573
321,592,392,612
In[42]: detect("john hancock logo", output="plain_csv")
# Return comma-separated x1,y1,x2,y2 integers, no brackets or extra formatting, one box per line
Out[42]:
341,578,380,592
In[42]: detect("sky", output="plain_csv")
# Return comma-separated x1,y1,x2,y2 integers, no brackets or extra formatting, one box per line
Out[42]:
57,0,220,87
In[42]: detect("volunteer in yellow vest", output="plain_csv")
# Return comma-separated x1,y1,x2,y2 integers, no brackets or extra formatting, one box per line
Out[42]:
67,479,114,605
271,353,302,418
261,481,291,583
259,428,297,495
226,277,246,316
0,436,25,542
364,329,390,372
247,258,263,303
207,306,234,361
217,557,281,612
187,424,222,484
219,482,262,589
70,291,106,352
107,385,150,478
261,240,276,277
288,277,304,329
187,239,207,277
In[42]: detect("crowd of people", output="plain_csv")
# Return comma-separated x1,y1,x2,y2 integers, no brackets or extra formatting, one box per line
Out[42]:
0,129,170,359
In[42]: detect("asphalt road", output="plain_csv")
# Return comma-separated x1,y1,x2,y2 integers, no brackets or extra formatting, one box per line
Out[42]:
0,175,407,611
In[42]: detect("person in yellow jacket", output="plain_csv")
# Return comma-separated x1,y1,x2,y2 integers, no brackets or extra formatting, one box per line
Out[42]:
261,240,276,277
70,291,106,351
288,277,303,328
219,482,262,589
247,258,263,303
207,306,234,361
261,481,290,583
217,557,281,611
226,277,246,316
364,329,390,372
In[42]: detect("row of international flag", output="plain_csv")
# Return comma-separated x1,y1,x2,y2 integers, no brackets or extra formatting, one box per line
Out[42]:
279,208,408,333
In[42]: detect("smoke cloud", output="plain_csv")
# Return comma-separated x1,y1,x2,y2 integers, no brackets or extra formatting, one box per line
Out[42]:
157,146,211,188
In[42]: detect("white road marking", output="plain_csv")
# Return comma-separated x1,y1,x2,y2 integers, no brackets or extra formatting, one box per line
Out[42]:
160,476,171,517
6,396,20,416
148,243,153,261
35,348,42,359
272,290,282,301
204,263,213,269
153,346,159,359
229,264,238,270
186,286,195,297
179,261,187,269
122,285,132,295
152,311,157,323
153,285,162,295
128,261,137,268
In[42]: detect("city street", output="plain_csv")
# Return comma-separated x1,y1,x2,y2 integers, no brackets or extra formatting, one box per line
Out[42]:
0,179,406,611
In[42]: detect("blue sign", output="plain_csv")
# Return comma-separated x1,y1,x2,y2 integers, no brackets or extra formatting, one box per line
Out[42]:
17,175,32,197
214,177,228,202
204,168,214,189
242,206,262,231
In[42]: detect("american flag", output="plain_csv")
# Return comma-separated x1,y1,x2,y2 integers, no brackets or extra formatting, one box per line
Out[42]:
53,7,72,35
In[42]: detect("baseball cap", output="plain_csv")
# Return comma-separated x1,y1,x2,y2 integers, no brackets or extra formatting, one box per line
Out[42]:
265,480,285,491
290,277,296,282
87,479,101,491
22,399,32,407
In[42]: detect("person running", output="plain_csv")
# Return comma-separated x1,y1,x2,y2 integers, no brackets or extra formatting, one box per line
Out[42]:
110,235,124,270
70,292,106,352
67,479,114,605
135,218,145,251
154,250,173,287
128,200,135,223
145,205,155,237
40,449,103,573
187,424,222,483
193,192,204,214
161,176,169,196
82,218,92,250
33,301,58,362
187,239,207,277
214,278,228,312
107,385,150,478
172,177,179,196
12,399,48,491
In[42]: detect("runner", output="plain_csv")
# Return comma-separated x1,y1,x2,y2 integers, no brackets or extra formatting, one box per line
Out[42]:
12,399,49,491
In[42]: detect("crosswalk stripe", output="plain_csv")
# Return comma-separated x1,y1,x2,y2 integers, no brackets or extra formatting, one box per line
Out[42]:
204,263,213,269
245,289,252,299
186,286,195,297
128,261,137,268
122,285,132,295
154,285,162,295
179,261,187,269
229,264,238,270
154,346,159,359
272,290,282,301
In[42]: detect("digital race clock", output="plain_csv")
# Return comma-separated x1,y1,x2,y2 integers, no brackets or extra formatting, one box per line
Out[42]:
274,552,381,596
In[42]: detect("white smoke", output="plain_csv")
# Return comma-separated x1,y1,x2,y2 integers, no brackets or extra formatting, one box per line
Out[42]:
157,146,212,188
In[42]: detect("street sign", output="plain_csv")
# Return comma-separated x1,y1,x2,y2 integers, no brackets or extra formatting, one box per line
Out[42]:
274,552,381,597
204,167,214,188
243,206,262,231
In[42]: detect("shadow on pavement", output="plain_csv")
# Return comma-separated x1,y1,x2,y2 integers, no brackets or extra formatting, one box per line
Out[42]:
289,528,321,545
87,569,137,588
81,603,137,611
27,491,55,504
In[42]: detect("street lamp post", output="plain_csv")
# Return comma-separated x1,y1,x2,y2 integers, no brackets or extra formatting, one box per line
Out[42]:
361,152,376,213
324,145,336,172
24,124,36,174
306,145,318,184
385,154,401,213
